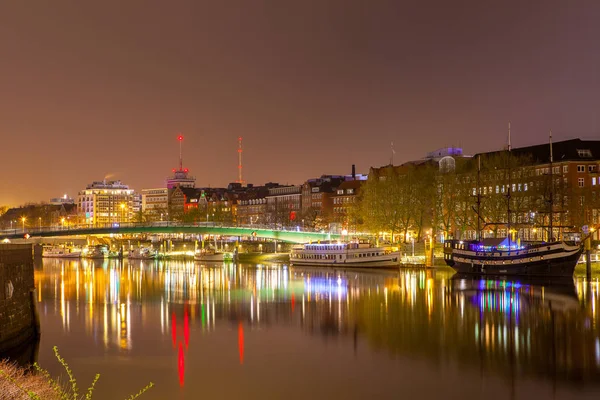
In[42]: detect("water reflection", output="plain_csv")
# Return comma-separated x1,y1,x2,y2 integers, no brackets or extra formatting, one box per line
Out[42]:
31,259,600,399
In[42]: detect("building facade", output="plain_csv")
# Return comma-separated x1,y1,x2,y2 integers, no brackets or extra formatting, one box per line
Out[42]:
77,180,135,226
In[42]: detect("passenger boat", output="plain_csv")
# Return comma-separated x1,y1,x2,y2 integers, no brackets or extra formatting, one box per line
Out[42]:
128,247,158,260
290,241,400,268
42,245,81,259
194,248,234,262
443,238,582,277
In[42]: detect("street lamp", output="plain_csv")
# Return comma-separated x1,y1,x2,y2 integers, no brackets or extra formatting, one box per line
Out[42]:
38,217,41,231
21,217,26,233
120,203,126,224
61,217,66,230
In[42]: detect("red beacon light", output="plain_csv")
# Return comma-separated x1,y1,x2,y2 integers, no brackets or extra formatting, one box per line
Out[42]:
184,168,188,173
178,135,183,141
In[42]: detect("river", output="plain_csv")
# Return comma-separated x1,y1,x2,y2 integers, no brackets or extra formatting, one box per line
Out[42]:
12,259,600,399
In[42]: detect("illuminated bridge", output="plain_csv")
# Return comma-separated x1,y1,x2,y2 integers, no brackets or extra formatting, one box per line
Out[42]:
0,222,342,244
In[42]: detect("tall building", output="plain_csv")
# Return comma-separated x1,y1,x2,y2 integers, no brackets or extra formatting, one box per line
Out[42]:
78,180,135,226
167,135,196,189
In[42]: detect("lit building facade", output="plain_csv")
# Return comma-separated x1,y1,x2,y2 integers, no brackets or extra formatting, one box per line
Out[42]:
78,180,135,226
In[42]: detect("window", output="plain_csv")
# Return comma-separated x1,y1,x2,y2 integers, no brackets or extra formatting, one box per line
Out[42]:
593,177,597,186
518,183,522,191
553,166,560,174
579,178,585,187
495,185,499,194
337,189,343,195
589,165,597,172
577,149,592,158
563,165,568,173
524,183,528,191
347,189,354,194
577,165,585,173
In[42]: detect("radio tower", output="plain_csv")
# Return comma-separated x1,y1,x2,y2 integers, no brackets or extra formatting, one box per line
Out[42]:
237,136,244,184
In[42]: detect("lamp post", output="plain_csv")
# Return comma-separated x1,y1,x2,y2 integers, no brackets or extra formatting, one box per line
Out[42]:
61,217,66,230
38,217,41,231
21,217,26,233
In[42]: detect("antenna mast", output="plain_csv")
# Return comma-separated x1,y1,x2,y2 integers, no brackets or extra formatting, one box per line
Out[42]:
178,134,184,170
237,136,244,184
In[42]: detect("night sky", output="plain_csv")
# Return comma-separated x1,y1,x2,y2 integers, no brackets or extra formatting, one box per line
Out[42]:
1,1,599,205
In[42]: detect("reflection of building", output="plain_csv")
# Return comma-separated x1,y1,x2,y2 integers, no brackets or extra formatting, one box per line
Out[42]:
77,180,135,225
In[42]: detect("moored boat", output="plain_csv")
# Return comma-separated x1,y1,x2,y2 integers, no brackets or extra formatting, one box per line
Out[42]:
290,240,400,268
128,247,158,260
194,249,233,262
84,245,108,259
443,238,582,277
42,245,81,259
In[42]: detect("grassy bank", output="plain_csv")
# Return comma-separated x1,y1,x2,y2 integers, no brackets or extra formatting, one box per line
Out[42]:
0,361,58,400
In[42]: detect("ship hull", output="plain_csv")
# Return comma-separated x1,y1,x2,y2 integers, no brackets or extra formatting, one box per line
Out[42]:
446,248,582,278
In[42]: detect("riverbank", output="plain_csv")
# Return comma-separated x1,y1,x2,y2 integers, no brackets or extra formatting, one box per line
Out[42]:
0,360,58,400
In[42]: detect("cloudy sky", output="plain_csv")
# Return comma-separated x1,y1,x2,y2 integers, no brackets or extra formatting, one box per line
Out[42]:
1,0,599,205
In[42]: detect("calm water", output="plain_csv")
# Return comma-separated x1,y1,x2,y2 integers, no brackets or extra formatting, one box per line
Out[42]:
22,259,600,399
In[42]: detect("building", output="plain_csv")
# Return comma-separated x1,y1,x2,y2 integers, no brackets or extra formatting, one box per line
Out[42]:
77,180,135,226
49,194,75,205
141,188,169,221
301,175,347,229
265,185,302,228
332,180,364,232
435,139,600,242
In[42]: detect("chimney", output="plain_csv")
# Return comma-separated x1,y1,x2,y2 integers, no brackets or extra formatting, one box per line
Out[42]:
351,164,356,180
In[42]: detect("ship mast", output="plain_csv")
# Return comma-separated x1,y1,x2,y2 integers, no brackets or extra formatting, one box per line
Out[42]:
476,155,482,241
549,130,554,242
507,122,512,249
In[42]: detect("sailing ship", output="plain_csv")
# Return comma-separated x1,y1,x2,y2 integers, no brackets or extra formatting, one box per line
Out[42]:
444,126,583,277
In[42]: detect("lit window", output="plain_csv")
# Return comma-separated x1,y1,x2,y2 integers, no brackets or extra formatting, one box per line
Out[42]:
524,183,528,191
593,177,597,186
563,165,568,173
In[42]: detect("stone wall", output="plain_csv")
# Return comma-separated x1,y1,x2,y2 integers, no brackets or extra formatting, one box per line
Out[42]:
0,244,39,353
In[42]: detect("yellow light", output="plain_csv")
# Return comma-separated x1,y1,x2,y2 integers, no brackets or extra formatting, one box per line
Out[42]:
21,217,26,223
120,203,125,209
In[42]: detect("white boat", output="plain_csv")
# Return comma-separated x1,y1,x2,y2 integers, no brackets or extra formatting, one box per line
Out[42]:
128,247,158,260
194,249,234,262
290,241,400,268
42,245,81,259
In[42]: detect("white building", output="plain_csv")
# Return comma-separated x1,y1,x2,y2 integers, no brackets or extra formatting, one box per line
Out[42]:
78,180,135,226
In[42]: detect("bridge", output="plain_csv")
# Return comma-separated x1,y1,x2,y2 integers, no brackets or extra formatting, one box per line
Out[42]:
0,222,343,244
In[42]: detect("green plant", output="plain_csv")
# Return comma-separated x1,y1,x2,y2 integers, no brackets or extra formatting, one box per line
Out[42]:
1,346,154,400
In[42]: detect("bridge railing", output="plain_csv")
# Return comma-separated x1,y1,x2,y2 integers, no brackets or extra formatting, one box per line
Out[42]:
0,221,331,236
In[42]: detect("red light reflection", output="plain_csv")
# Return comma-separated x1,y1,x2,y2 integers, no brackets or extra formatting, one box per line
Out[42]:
238,322,244,365
178,343,185,387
